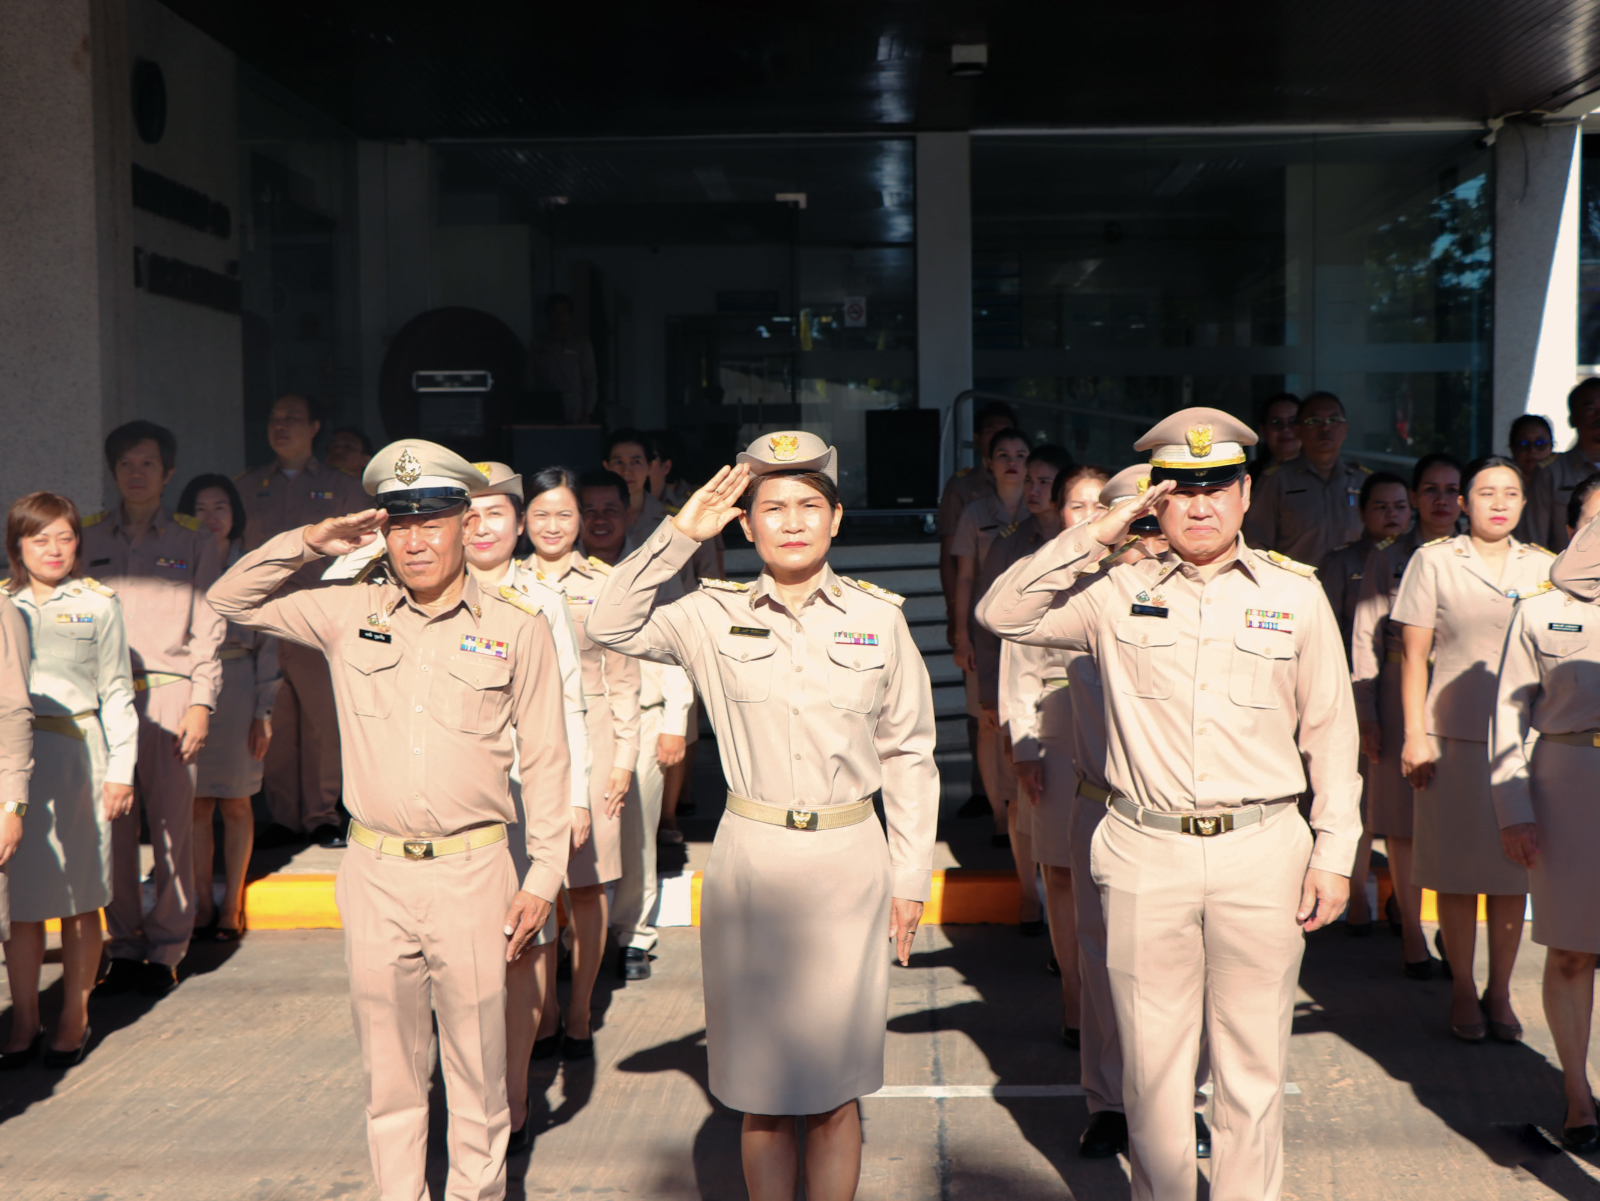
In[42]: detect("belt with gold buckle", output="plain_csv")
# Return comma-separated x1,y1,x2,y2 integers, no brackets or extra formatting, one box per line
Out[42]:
1109,794,1295,837
1538,729,1600,749
723,791,874,832
348,819,508,860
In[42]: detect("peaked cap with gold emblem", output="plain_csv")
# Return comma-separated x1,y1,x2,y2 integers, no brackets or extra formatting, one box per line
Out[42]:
734,429,838,483
468,460,524,501
362,439,482,515
1099,463,1162,532
1134,407,1256,487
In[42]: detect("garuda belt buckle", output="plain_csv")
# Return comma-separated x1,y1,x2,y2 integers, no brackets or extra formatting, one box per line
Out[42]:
1182,814,1232,837
403,840,433,860
786,809,816,830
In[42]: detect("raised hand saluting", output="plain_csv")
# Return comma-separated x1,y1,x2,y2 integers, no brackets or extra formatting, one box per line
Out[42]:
305,508,389,557
671,463,752,543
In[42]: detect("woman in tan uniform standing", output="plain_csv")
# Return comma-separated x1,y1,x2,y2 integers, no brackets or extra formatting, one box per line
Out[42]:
588,432,937,1201
525,467,638,1058
1493,476,1600,1149
1392,456,1548,1039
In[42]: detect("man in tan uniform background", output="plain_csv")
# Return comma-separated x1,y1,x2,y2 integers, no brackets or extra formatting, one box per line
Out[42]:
980,407,1359,1201
0,592,35,944
210,440,571,1201
239,394,367,846
84,421,224,996
1243,391,1369,566
1525,378,1600,552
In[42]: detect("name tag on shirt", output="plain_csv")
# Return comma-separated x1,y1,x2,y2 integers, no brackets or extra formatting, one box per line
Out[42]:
89,558,110,568
835,631,879,646
155,558,187,571
1550,622,1584,632
1130,603,1168,618
461,634,508,659
1285,488,1306,495
56,613,94,624
1245,608,1294,633
255,491,272,498
359,629,391,644
729,626,769,638
308,490,334,500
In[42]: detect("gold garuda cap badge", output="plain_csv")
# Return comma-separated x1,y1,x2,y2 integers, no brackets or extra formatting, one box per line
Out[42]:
770,434,800,461
394,447,423,485
1185,425,1213,458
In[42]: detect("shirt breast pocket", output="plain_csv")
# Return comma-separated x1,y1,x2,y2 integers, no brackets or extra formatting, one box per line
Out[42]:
344,639,402,718
715,633,775,703
47,623,96,662
827,642,885,713
442,656,513,734
1228,629,1294,709
1113,618,1177,700
1531,629,1589,667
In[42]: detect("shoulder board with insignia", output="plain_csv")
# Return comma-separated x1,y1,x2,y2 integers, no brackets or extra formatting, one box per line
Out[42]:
585,555,612,575
1375,535,1397,550
1262,460,1281,477
81,510,108,528
353,556,391,585
80,576,116,597
843,576,905,606
1528,543,1556,557
1332,542,1353,553
1357,463,1373,474
955,467,972,478
1423,535,1454,548
663,502,682,516
0,579,10,592
233,468,249,481
699,577,751,593
1264,550,1316,578
497,585,540,617
173,512,200,531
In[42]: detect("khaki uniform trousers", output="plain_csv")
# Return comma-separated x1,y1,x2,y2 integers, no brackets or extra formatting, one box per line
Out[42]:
612,702,663,953
1070,789,1212,1116
1091,799,1311,1201
108,680,198,968
336,837,519,1201
264,641,342,831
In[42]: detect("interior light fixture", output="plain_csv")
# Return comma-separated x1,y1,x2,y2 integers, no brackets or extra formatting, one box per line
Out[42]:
949,43,987,77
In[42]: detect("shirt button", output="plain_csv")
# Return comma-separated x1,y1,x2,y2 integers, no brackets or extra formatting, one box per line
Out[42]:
1205,598,1213,605
795,665,803,672
793,708,800,715
1198,772,1208,781
416,706,423,713
794,753,802,760
1199,682,1207,690
421,665,430,672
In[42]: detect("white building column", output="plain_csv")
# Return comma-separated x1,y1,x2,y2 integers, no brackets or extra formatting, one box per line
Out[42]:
916,132,973,479
1494,123,1583,451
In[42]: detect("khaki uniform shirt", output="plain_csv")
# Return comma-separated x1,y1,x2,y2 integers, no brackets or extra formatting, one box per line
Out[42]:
536,551,641,774
630,490,718,588
974,516,1051,707
503,560,592,810
977,528,1362,875
937,466,995,538
207,529,572,901
1524,447,1600,553
0,596,33,809
1550,513,1600,603
1349,529,1423,723
1318,533,1380,658
9,579,139,786
1243,456,1369,567
1490,586,1600,826
80,508,226,709
238,457,368,552
1389,535,1553,741
587,518,941,901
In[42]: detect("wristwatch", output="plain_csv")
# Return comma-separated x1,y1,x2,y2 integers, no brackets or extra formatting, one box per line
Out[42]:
2,800,25,817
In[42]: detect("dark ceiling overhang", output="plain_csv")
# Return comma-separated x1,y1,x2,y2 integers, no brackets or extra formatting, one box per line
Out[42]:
162,1,1600,140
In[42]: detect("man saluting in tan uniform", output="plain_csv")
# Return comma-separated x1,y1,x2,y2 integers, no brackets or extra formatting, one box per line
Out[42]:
979,407,1360,1201
209,439,571,1201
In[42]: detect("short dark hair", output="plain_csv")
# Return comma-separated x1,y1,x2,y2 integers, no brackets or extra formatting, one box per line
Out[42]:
527,466,581,502
1297,391,1345,418
271,393,323,425
1570,474,1600,530
1568,378,1600,422
105,420,177,472
1461,455,1524,494
974,401,1017,431
743,470,841,511
1027,444,1074,479
1051,463,1111,507
1358,471,1408,511
6,492,82,589
1410,451,1462,492
1256,392,1300,425
577,468,629,509
985,427,1031,458
603,428,655,462
330,425,372,454
175,473,246,543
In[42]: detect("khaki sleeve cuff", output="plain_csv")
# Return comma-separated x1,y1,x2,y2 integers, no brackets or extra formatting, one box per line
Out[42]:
1492,785,1536,829
892,866,933,904
521,865,564,905
1011,735,1041,762
612,745,639,773
1308,833,1359,877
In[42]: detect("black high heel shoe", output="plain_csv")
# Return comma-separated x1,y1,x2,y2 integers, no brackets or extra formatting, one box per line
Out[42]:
41,1026,91,1069
1563,1098,1600,1153
0,1029,42,1070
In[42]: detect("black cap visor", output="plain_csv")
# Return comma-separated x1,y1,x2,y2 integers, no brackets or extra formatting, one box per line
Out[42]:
1148,462,1246,488
1130,514,1162,533
376,487,469,516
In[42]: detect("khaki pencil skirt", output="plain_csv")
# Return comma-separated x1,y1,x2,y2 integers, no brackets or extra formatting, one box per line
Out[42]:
1413,736,1527,896
1363,663,1414,839
566,701,622,888
1528,739,1600,953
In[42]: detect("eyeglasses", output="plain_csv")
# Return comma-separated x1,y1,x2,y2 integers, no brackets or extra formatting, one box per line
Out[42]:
1294,416,1347,429
1263,418,1296,430
1512,438,1552,450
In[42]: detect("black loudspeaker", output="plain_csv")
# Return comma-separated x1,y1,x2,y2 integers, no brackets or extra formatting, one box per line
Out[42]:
866,409,942,509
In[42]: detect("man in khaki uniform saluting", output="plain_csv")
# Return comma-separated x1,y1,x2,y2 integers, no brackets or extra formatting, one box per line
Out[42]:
980,407,1359,1201
239,394,368,846
209,439,571,1201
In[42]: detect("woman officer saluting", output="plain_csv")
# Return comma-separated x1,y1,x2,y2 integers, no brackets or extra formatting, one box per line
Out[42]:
587,432,938,1201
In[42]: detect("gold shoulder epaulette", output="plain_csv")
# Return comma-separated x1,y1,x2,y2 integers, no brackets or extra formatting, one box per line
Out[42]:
1262,460,1281,477
81,576,116,597
843,576,905,607
1357,463,1373,474
1332,541,1353,553
353,555,390,585
955,467,972,479
1265,550,1316,578
233,468,248,482
1529,543,1556,557
81,510,108,528
1375,535,1397,551
173,512,200,531
663,502,682,516
498,585,540,616
585,555,613,575
1423,535,1454,548
699,577,751,593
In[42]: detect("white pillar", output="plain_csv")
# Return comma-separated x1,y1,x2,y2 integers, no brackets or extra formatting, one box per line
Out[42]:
916,132,973,479
1494,123,1582,451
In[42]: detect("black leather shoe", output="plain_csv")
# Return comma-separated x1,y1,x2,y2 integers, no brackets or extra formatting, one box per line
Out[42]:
1434,931,1453,980
957,794,990,819
562,1032,594,1060
1046,956,1061,977
1078,1110,1127,1159
507,1120,532,1154
41,1027,91,1069
619,947,652,981
93,958,143,996
531,1021,563,1061
312,823,348,849
0,1030,42,1070
1019,919,1045,938
1403,957,1434,981
1563,1100,1600,1152
1062,1025,1080,1050
138,963,179,998
1195,1112,1212,1159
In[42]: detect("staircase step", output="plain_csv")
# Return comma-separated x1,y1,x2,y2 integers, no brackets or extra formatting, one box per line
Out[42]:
910,624,952,653
925,653,961,686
